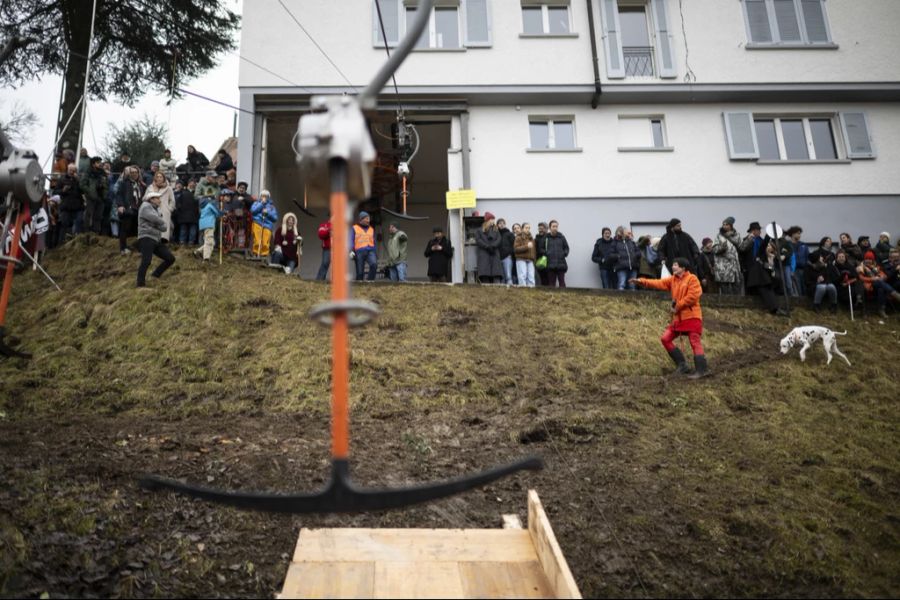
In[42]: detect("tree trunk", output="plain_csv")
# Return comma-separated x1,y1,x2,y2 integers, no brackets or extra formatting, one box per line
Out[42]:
56,0,93,155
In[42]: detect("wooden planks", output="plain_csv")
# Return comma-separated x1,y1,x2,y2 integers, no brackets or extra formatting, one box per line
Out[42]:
279,491,582,599
527,490,582,599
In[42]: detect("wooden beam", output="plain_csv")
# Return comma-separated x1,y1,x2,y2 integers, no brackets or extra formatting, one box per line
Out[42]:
527,490,582,599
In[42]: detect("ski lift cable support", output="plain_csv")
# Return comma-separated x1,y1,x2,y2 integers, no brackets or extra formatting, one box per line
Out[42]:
139,0,543,514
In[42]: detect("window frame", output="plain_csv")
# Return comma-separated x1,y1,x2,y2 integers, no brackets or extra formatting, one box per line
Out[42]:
752,114,847,163
742,0,837,49
375,0,491,49
519,1,577,37
527,116,582,152
406,2,463,50
616,114,674,152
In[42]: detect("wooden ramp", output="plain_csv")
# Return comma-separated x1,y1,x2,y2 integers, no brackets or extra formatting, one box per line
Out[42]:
279,490,581,599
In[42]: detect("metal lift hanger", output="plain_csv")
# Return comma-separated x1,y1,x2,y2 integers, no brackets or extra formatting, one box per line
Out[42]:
140,0,543,513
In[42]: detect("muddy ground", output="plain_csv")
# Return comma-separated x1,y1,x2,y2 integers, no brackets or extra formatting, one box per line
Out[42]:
1,239,898,598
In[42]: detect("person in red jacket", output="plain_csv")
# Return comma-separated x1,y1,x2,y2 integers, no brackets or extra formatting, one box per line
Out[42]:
316,216,332,281
630,257,710,378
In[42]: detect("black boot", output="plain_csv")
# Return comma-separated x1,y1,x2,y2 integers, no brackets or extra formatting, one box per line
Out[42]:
667,348,691,375
687,355,710,379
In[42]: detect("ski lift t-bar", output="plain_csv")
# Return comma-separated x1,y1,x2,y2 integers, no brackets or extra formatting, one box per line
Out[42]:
140,0,543,513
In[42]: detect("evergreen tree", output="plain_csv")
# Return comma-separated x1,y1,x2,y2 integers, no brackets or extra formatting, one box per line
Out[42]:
0,0,239,155
101,114,167,169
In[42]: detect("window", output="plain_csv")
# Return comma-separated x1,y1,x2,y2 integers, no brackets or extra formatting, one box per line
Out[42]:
617,116,671,151
521,3,572,35
724,112,875,161
742,0,834,46
407,4,460,48
529,118,578,151
374,0,491,48
600,0,676,79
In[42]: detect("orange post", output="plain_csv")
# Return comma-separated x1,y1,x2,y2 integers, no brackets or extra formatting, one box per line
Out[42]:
401,175,408,214
0,209,26,329
329,181,350,460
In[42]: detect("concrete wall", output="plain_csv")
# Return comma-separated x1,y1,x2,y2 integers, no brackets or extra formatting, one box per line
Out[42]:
478,195,900,289
238,0,900,88
468,103,900,198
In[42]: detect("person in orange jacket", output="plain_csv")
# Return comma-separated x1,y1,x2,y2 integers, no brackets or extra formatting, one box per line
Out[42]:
630,257,710,378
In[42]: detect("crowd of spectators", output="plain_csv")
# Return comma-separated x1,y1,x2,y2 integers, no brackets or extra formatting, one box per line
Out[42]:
30,148,900,316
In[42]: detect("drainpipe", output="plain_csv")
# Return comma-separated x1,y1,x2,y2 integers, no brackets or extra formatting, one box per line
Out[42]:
586,0,603,108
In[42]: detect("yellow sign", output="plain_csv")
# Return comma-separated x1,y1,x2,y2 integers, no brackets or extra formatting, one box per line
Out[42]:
445,189,477,210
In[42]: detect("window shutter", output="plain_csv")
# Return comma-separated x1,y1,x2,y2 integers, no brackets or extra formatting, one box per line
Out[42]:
839,112,876,159
773,0,802,42
374,0,400,47
800,0,829,42
463,0,492,47
651,0,676,78
600,0,625,78
723,112,759,160
744,0,773,43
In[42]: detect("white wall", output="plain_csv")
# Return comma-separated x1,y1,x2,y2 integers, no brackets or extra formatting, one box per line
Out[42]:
468,103,900,199
238,1,900,88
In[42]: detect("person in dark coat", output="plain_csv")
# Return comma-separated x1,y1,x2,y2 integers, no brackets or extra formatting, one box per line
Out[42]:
805,238,840,313
544,220,569,288
839,232,863,266
534,222,549,286
116,166,146,255
591,227,617,289
475,212,503,283
613,226,640,290
497,218,516,285
214,148,234,174
745,240,787,316
54,163,83,239
657,218,702,278
186,144,210,176
173,180,199,246
425,226,453,282
834,249,863,307
80,156,109,234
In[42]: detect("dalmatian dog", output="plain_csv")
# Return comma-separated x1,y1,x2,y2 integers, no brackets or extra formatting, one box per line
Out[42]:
779,326,851,366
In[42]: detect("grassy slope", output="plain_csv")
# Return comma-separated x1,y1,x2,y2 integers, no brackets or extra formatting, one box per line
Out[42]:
1,236,898,597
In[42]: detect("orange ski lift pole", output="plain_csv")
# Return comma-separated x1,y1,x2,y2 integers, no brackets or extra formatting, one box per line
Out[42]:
0,129,43,359
292,185,317,218
140,0,542,513
381,121,428,222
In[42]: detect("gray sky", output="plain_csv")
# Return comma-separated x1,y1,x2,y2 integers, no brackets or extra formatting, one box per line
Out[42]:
0,0,243,169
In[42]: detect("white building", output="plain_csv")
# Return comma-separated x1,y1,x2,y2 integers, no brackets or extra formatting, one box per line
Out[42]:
237,0,900,287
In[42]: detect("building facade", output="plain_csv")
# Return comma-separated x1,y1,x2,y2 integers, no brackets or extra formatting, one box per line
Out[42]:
237,0,900,286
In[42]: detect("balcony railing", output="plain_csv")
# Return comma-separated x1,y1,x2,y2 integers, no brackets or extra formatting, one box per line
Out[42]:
623,46,654,77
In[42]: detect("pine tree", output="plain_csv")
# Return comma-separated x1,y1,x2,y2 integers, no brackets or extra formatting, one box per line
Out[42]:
0,0,239,155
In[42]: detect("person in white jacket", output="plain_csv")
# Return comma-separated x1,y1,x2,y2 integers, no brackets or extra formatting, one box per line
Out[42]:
159,149,178,184
144,171,176,243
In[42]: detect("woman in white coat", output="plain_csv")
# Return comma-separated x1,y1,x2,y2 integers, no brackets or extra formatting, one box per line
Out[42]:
144,170,177,242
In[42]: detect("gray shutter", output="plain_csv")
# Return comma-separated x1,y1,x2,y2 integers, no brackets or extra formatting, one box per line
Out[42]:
744,0,773,43
373,0,400,47
651,0,676,78
723,112,759,160
800,0,829,42
840,112,876,159
600,0,625,78
773,0,802,42
463,0,492,47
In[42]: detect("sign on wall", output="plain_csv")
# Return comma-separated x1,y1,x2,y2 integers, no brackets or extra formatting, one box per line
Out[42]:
445,189,477,210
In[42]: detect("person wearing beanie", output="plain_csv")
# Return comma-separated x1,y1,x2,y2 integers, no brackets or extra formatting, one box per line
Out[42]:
874,232,892,265
194,189,223,262
858,250,900,317
385,221,409,282
350,211,378,280
712,216,743,295
136,191,175,287
79,156,109,234
425,225,453,283
250,190,279,258
630,257,710,378
657,218,703,279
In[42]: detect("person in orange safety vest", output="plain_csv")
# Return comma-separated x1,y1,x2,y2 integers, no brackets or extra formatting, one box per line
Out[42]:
350,211,378,281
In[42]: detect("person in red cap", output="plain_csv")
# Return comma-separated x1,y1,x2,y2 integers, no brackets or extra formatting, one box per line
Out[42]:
857,250,900,317
630,257,710,378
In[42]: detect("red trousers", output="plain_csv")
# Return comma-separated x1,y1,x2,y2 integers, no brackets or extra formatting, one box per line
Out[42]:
661,318,704,355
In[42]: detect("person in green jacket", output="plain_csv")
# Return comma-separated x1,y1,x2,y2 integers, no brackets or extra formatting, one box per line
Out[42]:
385,222,409,282
79,156,109,234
